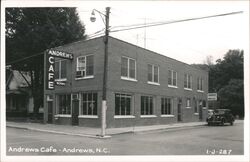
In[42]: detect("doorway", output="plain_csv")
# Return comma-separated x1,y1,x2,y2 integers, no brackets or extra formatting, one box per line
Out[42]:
199,101,203,120
47,101,53,124
72,99,79,125
177,98,182,122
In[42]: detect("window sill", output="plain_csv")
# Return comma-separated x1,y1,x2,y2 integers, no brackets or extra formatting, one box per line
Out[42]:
184,88,192,91
203,107,207,109
78,115,98,119
197,90,204,93
140,115,157,118
161,115,174,118
55,78,67,82
147,82,160,86
194,113,199,115
114,115,135,119
121,77,137,82
186,107,191,109
75,76,94,80
54,114,71,118
168,85,178,89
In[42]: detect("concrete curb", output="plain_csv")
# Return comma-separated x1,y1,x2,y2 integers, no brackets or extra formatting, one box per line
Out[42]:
6,122,209,138
6,125,111,139
103,124,206,135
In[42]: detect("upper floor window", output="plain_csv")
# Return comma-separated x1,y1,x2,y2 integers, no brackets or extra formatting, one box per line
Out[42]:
186,98,191,108
197,77,204,91
184,74,192,89
55,60,67,80
148,64,159,84
76,55,94,78
168,70,177,87
121,56,136,80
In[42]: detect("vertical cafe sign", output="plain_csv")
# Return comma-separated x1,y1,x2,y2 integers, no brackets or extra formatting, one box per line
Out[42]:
46,49,73,90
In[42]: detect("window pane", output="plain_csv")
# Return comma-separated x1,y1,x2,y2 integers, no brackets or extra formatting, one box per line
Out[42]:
141,96,145,115
173,71,177,86
145,97,149,115
129,59,136,79
61,60,67,79
154,66,158,83
86,55,94,76
168,70,172,85
201,79,203,90
197,78,199,90
121,57,128,77
149,97,153,115
77,57,86,71
184,74,187,88
121,96,126,115
87,93,93,115
126,96,131,115
188,75,192,88
55,62,59,79
93,93,97,115
167,98,171,114
115,94,120,115
161,98,164,114
82,93,87,115
148,65,153,82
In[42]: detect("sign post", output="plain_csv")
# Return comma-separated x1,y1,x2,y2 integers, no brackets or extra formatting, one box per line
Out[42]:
207,93,217,110
207,93,217,101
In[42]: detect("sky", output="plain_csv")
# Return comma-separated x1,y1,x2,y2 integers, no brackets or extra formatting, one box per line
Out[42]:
77,1,249,64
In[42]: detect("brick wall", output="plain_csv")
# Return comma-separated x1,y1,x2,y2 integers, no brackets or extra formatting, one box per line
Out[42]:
43,36,208,128
105,37,208,127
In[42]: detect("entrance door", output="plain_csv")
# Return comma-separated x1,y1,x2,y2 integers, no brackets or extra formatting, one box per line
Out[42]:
72,99,79,125
47,101,53,124
199,101,203,121
177,99,182,122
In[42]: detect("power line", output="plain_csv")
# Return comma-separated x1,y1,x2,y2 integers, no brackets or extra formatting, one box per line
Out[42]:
110,11,243,33
6,52,44,65
6,11,243,65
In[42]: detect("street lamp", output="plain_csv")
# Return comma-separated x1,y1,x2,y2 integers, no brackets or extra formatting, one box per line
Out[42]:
90,7,110,137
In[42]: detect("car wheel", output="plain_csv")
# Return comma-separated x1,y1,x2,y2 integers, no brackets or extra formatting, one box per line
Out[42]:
230,121,234,125
208,122,211,126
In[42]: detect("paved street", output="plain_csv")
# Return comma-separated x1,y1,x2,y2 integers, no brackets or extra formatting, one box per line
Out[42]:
6,121,243,155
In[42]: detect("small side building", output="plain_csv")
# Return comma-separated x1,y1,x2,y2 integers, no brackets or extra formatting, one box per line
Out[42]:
43,36,208,128
6,70,33,118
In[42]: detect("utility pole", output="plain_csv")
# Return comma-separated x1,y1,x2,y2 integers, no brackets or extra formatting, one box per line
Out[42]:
101,7,110,137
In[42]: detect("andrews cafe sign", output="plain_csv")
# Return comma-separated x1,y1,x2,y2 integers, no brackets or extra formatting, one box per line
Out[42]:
45,49,73,90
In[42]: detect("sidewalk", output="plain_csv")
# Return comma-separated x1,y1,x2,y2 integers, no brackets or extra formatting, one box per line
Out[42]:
6,121,210,139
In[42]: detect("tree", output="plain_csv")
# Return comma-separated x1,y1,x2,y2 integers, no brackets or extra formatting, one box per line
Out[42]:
209,49,244,117
218,79,244,117
6,8,86,119
203,55,214,66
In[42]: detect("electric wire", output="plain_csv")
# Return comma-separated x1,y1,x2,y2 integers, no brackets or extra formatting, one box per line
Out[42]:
6,11,243,65
110,11,243,33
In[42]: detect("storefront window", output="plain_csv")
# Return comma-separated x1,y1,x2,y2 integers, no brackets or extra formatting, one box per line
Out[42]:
115,93,132,115
141,96,153,115
80,92,97,115
57,94,71,114
161,98,173,115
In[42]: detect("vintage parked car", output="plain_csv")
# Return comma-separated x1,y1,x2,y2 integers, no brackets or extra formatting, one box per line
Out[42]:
207,109,214,117
207,109,234,126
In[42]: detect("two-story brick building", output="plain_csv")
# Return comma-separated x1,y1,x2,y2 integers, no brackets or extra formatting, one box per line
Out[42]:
43,36,208,128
